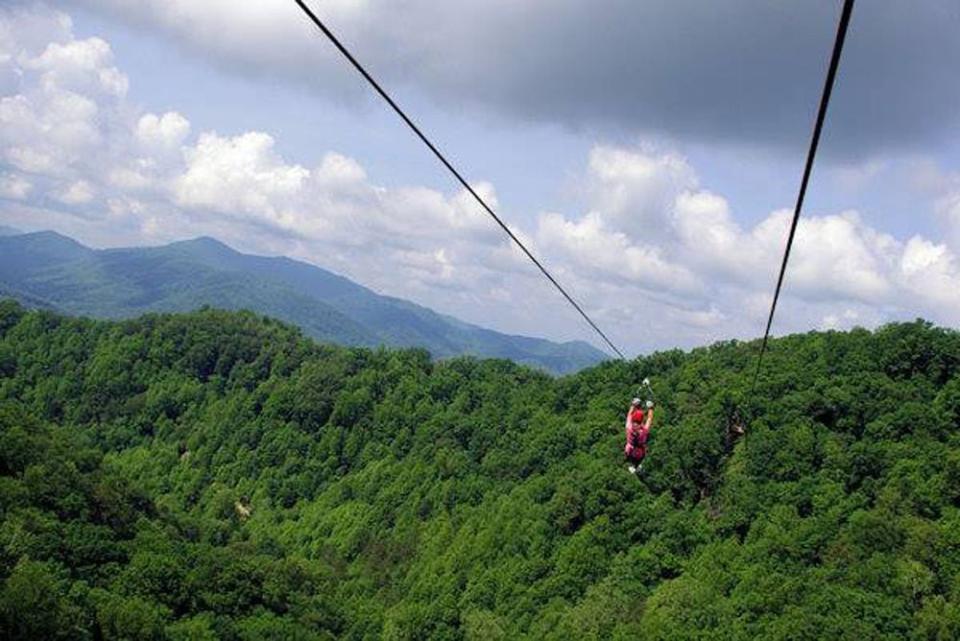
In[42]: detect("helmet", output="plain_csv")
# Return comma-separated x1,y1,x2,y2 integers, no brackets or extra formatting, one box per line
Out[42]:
631,397,642,407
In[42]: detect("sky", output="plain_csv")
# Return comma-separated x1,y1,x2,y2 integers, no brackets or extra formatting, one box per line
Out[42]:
1,0,959,357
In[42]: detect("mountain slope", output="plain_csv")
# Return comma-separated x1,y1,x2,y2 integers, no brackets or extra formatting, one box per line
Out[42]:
0,231,607,373
0,232,375,347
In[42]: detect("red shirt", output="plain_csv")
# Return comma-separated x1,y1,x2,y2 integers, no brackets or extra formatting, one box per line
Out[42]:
627,409,648,446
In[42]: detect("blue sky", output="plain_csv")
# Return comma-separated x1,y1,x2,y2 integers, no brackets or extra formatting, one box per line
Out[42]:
2,1,959,356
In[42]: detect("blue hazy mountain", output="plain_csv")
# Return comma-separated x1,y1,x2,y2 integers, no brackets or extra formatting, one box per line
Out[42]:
0,231,607,373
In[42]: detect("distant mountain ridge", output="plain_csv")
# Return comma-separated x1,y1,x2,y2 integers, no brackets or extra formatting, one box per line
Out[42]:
0,230,607,373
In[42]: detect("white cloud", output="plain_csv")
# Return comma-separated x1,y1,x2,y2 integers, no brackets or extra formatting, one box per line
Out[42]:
586,146,696,235
175,132,310,225
0,6,73,59
905,160,960,254
136,112,190,150
107,165,152,191
529,146,960,341
786,212,896,303
21,37,127,97
55,179,95,204
672,189,749,278
0,172,31,199
536,210,701,295
0,7,128,185
314,152,366,186
899,236,960,313
822,309,860,331
935,190,960,252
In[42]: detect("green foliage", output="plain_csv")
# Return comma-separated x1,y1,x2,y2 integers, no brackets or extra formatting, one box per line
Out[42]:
1,300,959,639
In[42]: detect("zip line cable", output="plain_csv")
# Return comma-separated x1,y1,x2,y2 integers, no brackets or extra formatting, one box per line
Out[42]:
291,0,626,359
752,0,855,388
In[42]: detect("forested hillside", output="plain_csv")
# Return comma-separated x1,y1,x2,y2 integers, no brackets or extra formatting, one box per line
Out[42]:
0,231,604,374
1,300,959,640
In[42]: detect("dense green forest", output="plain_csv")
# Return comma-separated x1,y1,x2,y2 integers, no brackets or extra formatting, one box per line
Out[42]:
1,299,959,640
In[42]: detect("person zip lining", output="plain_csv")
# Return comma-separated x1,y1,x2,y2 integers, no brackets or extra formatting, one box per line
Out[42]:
625,378,655,475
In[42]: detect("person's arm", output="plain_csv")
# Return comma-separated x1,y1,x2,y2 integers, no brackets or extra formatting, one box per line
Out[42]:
637,405,654,442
